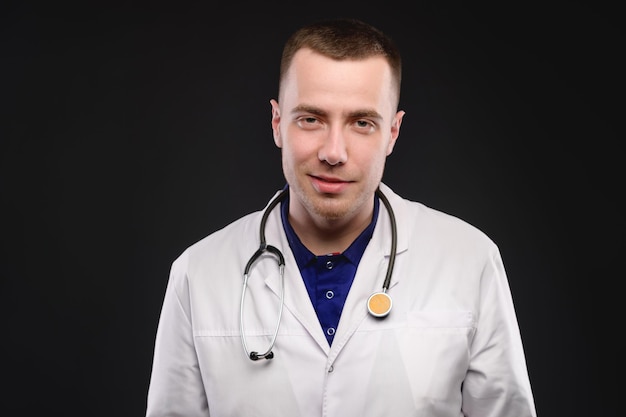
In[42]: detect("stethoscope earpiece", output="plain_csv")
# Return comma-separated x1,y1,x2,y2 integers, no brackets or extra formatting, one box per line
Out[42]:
249,351,274,361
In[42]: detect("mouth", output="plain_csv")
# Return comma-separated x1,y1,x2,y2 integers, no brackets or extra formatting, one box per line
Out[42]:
310,175,351,194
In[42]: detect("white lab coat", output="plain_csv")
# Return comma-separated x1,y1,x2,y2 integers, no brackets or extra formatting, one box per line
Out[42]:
146,183,536,417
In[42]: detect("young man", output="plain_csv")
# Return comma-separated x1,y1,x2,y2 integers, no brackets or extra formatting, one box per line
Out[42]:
146,18,536,416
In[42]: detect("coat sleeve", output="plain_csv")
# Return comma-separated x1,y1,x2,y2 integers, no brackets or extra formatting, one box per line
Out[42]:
146,253,210,417
462,247,537,417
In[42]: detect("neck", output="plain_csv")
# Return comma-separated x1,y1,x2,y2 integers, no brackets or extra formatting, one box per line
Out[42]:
288,208,373,256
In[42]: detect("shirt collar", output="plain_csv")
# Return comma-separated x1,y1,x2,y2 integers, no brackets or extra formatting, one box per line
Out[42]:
280,187,379,268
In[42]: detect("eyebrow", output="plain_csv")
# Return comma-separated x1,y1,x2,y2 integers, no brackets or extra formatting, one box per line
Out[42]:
291,104,326,117
291,104,382,120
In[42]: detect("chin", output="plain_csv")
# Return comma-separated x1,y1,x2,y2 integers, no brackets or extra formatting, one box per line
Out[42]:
310,198,354,221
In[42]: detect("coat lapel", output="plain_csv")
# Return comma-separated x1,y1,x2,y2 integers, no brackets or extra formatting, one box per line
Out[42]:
261,193,331,354
329,183,409,361
259,184,409,359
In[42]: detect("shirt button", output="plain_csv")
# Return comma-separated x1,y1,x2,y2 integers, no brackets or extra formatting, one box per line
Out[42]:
326,327,335,336
328,365,334,373
325,290,334,299
325,260,334,269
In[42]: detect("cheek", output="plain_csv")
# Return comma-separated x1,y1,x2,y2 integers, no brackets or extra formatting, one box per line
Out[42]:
282,135,316,163
355,144,388,168
280,142,306,172
365,152,390,183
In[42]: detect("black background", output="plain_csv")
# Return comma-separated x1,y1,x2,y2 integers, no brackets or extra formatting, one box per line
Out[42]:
1,2,622,415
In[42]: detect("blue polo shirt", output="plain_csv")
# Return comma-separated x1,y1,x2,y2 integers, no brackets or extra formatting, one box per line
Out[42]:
280,190,379,346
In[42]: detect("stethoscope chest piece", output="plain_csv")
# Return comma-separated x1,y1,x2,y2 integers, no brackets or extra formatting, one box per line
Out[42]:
367,291,392,317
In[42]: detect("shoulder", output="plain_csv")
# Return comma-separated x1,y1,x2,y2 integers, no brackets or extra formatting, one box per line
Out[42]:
382,183,498,255
169,210,260,275
410,199,489,238
168,188,287,276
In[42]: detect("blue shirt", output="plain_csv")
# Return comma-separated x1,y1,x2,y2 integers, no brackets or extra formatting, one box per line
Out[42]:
281,190,379,345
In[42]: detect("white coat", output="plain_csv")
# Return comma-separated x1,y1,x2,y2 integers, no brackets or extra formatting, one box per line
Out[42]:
146,183,536,417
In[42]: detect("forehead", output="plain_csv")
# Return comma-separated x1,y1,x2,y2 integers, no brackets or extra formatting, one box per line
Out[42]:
280,49,396,111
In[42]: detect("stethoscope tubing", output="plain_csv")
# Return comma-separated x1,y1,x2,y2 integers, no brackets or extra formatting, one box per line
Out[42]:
375,188,397,292
239,187,397,361
240,189,288,360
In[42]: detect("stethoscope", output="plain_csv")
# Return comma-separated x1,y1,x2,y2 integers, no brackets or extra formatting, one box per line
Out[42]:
240,187,397,361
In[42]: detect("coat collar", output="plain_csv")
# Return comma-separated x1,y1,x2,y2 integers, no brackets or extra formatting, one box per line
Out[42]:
260,182,409,356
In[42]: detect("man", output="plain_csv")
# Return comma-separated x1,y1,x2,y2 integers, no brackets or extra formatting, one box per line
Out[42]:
146,18,536,416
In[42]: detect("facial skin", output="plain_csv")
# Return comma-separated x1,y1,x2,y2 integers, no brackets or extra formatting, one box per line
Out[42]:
270,48,405,254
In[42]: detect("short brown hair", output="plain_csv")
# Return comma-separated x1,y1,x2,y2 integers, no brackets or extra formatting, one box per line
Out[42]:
279,18,402,107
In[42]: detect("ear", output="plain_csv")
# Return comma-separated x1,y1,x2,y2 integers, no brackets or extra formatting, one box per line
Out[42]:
270,99,282,148
386,110,405,155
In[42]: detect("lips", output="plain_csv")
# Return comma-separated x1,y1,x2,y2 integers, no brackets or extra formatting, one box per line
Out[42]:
310,175,350,194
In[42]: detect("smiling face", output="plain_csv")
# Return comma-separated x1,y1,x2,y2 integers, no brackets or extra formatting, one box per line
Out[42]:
271,48,405,232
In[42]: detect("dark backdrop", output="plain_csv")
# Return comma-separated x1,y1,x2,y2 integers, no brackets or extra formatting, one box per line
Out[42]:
1,2,622,415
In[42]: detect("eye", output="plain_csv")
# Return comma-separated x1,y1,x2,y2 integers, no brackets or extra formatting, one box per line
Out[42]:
296,116,322,130
354,119,376,133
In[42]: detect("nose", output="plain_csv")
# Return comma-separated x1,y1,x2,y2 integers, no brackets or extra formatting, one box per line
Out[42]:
318,127,348,166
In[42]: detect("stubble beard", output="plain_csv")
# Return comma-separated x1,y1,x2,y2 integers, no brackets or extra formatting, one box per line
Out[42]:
297,184,373,224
